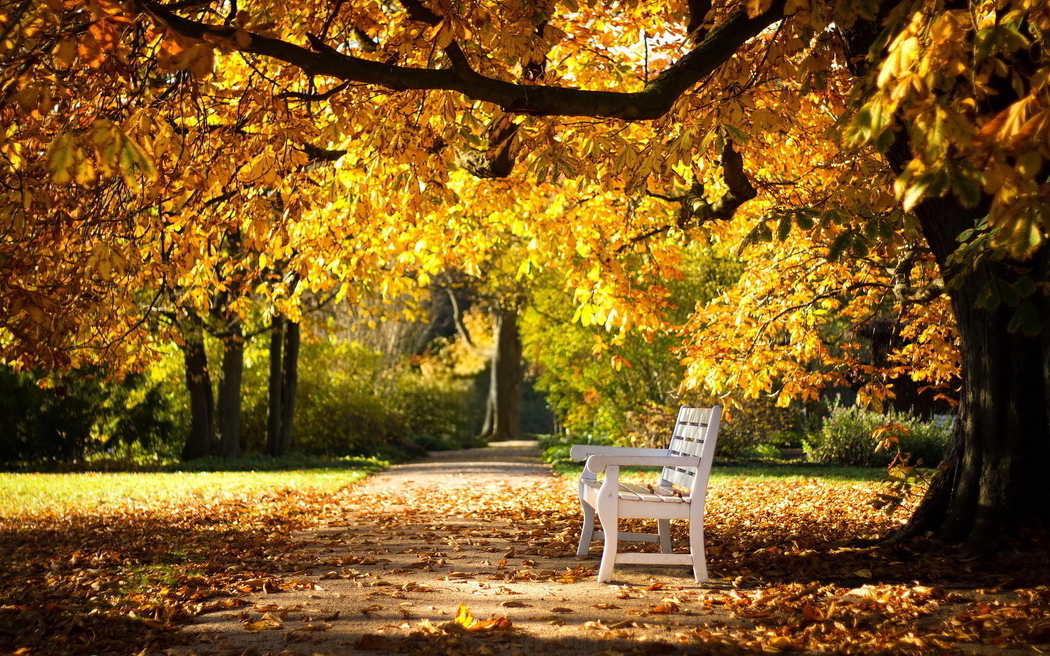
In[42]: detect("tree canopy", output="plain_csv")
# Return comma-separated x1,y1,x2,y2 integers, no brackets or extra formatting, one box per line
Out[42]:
2,0,1050,547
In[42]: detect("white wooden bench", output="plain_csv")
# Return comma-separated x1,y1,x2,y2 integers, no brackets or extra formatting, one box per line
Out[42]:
570,406,721,583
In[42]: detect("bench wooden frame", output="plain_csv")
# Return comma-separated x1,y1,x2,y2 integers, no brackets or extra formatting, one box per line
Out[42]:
570,406,721,583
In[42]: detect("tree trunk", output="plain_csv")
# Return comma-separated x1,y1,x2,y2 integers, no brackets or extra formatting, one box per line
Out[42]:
278,321,300,454
898,231,1050,551
840,19,1050,552
266,315,285,457
216,326,244,459
479,308,523,442
180,327,214,460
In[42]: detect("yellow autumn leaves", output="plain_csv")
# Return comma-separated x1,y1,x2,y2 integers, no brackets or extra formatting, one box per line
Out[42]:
46,119,155,189
853,0,1050,258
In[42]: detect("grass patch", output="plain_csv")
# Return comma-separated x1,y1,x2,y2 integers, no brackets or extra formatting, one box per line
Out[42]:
0,457,384,517
548,458,886,483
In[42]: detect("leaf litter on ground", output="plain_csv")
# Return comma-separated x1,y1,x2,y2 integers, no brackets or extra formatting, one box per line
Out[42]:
2,469,1050,655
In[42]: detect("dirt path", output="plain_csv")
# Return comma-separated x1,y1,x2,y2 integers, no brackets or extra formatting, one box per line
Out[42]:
173,442,1050,655
184,441,730,656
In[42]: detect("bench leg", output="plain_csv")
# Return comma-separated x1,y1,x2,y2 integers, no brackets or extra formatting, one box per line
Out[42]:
577,491,596,557
658,519,672,554
596,500,618,583
689,519,708,583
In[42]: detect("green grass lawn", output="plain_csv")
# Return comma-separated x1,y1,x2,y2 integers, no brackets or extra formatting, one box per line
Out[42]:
0,460,384,517
548,458,891,483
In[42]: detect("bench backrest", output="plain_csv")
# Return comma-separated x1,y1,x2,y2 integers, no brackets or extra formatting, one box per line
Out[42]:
660,406,721,497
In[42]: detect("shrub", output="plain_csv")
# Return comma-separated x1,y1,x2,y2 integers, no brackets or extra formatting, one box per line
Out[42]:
715,398,804,458
803,400,952,467
594,397,802,459
243,340,480,460
398,375,483,452
0,366,176,468
536,432,612,468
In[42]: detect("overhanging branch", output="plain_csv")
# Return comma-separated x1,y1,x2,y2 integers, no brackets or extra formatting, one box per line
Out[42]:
624,139,757,252
141,1,786,120
675,139,757,228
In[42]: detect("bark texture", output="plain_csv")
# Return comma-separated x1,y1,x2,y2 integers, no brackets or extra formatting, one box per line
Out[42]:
142,0,787,120
180,327,214,460
264,317,300,456
866,59,1050,553
265,315,285,456
279,321,301,454
478,309,523,442
832,16,1050,551
216,327,244,459
909,238,1050,551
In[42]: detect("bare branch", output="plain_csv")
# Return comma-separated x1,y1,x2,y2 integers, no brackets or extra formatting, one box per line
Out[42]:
674,140,757,230
687,0,713,44
891,247,946,304
446,288,475,348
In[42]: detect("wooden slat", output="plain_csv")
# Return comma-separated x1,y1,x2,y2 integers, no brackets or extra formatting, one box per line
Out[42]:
583,479,686,503
619,483,684,503
615,553,693,565
663,405,716,490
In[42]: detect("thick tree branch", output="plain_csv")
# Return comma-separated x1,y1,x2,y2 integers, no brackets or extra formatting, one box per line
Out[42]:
141,1,786,120
674,139,757,229
451,115,521,178
890,247,946,304
622,139,757,252
445,288,475,348
687,0,713,44
301,142,347,162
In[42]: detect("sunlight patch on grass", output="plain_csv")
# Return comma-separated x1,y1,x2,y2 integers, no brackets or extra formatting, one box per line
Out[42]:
0,467,379,517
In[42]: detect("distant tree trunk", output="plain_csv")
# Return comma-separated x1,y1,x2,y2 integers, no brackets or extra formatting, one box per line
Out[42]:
180,327,214,460
479,308,523,442
278,321,300,454
265,315,285,456
216,324,244,459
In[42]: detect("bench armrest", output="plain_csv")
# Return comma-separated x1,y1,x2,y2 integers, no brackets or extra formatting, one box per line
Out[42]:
569,445,669,461
584,454,701,474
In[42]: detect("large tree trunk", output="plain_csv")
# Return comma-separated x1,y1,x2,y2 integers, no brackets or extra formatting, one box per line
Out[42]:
216,326,244,459
840,19,1050,552
265,315,285,456
479,308,523,442
278,321,300,454
898,216,1050,551
180,327,214,460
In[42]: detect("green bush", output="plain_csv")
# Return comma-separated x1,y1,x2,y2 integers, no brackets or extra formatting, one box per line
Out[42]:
803,400,952,467
614,398,802,459
398,375,483,452
536,431,613,467
144,332,480,462
0,366,177,468
245,340,482,460
715,398,804,458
